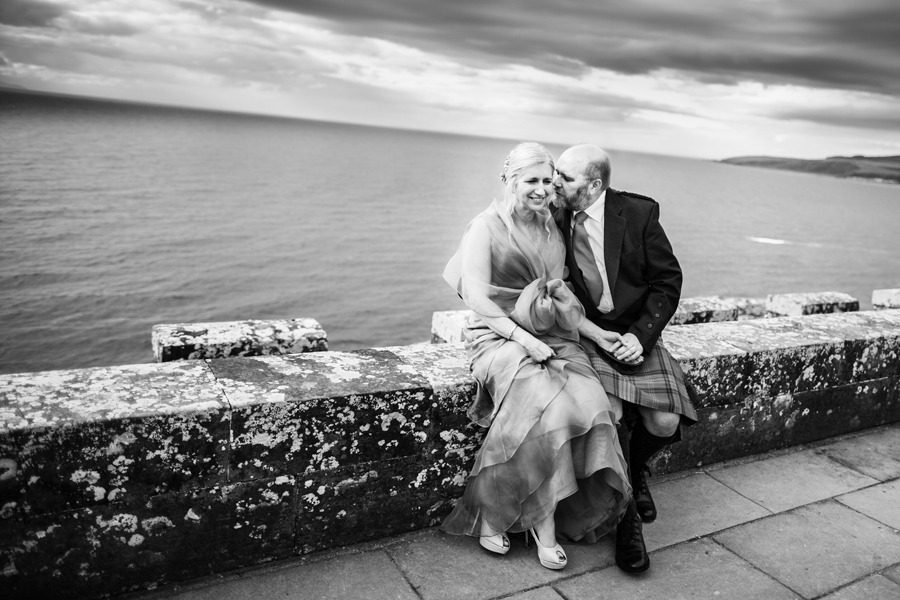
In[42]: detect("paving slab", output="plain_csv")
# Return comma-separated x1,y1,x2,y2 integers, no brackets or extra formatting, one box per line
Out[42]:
506,587,565,600
837,481,900,530
642,472,772,551
819,574,900,599
387,528,616,600
144,549,417,600
714,500,900,599
555,538,799,600
885,564,900,586
707,448,878,513
817,427,900,481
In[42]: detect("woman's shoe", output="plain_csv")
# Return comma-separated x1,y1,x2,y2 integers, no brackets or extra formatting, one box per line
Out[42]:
528,527,567,570
479,532,510,555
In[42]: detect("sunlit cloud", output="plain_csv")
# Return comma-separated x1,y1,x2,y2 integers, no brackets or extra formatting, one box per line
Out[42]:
1,0,899,158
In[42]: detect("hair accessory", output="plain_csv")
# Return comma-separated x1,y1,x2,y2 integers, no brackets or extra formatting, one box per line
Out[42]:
500,155,511,184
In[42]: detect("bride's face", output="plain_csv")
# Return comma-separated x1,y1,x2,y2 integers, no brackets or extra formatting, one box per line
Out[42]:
514,162,555,215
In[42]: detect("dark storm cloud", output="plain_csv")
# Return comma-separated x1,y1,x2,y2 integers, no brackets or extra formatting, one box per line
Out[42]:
247,0,900,95
0,0,66,27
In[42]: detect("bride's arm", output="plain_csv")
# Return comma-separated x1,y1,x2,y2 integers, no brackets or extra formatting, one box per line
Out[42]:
463,219,555,362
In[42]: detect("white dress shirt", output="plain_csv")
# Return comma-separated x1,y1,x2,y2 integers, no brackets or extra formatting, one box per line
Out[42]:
572,189,615,313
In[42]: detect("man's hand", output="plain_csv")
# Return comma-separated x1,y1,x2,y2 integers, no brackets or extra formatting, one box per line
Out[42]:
611,333,643,363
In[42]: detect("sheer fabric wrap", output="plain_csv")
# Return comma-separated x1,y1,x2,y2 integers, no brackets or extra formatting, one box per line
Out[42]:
440,200,630,543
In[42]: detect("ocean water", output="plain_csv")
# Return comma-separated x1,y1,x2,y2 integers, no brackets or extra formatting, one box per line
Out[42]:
2,90,900,375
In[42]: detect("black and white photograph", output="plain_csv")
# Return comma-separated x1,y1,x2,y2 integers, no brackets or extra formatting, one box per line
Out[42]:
2,1,900,598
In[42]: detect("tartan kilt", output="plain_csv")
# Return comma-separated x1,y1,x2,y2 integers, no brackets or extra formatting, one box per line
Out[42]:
581,335,698,425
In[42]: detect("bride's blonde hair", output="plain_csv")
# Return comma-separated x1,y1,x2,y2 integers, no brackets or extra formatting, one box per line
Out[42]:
499,142,555,242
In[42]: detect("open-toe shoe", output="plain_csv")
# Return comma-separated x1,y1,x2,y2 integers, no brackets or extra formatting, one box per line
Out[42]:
527,527,567,570
479,532,510,555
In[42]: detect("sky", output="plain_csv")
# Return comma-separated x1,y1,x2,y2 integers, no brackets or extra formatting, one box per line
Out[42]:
1,0,899,159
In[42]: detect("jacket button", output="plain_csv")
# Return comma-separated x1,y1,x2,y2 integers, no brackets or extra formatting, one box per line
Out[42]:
657,302,662,307
655,313,660,318
648,323,653,328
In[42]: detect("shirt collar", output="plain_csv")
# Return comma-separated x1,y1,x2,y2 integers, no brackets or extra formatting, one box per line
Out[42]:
578,188,607,221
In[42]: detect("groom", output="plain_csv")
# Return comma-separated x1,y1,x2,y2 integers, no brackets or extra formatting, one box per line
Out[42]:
552,144,697,573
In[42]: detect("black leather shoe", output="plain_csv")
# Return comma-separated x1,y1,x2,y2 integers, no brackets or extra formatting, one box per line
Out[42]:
615,500,649,573
632,466,657,523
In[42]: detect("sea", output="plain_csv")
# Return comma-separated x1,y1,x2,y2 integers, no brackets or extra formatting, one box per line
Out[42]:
2,90,899,375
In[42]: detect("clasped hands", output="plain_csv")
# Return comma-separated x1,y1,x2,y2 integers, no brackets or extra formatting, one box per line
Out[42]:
596,331,644,365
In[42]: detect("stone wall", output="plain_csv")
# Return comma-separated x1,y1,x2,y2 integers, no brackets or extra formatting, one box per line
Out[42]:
3,310,899,598
431,291,859,343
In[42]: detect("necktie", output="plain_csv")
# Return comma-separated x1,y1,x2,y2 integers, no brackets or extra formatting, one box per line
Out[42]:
572,211,604,307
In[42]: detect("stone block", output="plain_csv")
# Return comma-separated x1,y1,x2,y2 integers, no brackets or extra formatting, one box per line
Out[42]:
873,288,900,310
209,351,433,480
722,296,768,320
295,456,453,554
152,318,327,362
430,310,470,344
669,296,739,325
380,343,481,443
1,475,295,600
654,375,900,473
766,291,859,316
0,362,229,517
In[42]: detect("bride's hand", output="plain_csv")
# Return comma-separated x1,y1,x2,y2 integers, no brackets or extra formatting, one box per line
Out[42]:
511,329,555,363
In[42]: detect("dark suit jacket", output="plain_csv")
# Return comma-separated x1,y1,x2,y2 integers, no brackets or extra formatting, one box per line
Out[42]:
554,189,682,354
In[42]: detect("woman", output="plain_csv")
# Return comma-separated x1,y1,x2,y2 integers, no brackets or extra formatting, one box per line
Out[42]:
440,142,633,570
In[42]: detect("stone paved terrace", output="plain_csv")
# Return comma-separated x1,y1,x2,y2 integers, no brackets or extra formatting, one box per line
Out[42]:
129,422,900,600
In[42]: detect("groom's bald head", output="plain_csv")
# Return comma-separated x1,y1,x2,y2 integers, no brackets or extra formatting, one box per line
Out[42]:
559,144,611,191
553,144,612,211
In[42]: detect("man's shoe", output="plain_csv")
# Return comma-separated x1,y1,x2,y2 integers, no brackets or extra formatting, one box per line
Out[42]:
615,500,649,573
632,466,657,523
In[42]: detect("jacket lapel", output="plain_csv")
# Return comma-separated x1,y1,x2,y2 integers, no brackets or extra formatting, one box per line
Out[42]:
604,189,626,297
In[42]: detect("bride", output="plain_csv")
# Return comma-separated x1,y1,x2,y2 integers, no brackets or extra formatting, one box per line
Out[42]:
440,142,632,570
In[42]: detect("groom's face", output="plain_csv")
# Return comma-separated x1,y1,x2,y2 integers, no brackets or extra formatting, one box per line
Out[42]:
553,165,593,212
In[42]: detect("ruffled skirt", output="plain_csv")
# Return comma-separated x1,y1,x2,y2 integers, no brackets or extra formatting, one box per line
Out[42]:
440,329,631,542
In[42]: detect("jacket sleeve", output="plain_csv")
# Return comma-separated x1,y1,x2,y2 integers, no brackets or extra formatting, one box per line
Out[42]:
627,202,682,352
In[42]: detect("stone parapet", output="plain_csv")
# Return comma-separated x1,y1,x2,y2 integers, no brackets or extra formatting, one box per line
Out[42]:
670,296,739,325
151,318,327,362
3,310,900,598
433,295,767,342
766,291,859,317
873,288,900,310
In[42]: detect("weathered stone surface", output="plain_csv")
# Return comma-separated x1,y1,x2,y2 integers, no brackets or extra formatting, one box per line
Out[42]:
714,500,900,598
209,351,433,481
873,288,900,310
1,475,295,600
767,291,859,316
722,296,768,320
430,310,469,344
0,362,229,518
295,455,459,554
4,309,900,599
669,296,739,325
152,318,327,362
653,376,900,473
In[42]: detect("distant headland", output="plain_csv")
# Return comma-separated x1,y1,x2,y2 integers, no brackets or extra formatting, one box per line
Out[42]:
720,155,900,184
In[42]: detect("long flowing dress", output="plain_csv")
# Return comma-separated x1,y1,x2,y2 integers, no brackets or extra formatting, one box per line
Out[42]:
440,199,631,543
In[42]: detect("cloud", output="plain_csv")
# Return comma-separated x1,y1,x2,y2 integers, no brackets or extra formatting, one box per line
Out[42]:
0,0,66,27
247,0,900,96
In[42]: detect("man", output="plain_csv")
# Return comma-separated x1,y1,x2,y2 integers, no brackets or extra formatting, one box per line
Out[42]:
552,144,698,573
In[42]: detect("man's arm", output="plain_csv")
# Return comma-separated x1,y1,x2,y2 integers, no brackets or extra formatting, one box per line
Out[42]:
627,202,682,353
